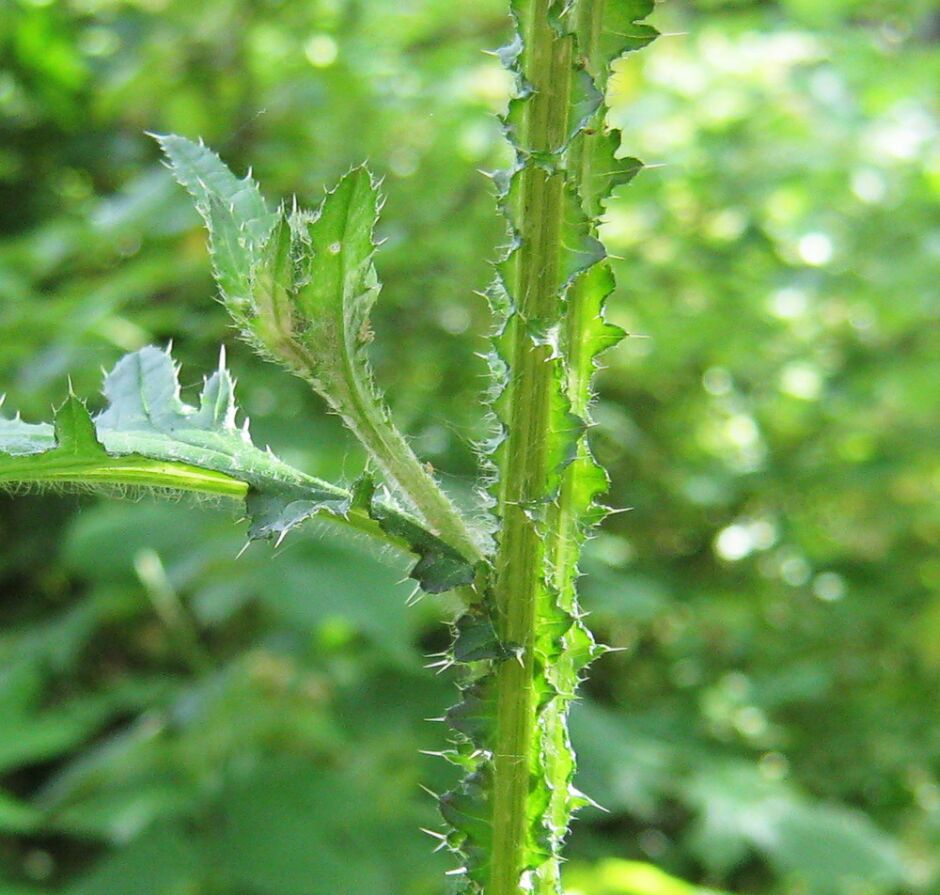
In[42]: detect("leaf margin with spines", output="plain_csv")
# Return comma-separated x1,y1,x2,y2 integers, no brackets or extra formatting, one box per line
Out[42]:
157,133,487,566
0,346,475,596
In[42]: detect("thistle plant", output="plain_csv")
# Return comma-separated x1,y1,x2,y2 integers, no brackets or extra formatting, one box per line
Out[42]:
0,2,657,892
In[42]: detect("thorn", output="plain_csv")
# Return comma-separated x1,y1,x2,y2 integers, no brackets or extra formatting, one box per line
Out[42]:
417,783,439,800
274,529,289,549
424,658,454,674
235,541,252,560
218,344,227,371
571,786,609,813
419,828,449,853
418,749,448,758
424,716,446,723
445,867,468,877
604,506,633,516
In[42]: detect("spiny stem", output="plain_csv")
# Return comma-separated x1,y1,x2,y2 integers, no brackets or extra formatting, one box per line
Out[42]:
489,3,574,892
552,1,608,617
311,360,486,565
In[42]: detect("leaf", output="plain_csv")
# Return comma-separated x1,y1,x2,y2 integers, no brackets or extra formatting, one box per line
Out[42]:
210,755,446,895
571,118,644,220
575,0,660,89
563,859,730,895
0,347,474,594
158,136,484,564
62,823,201,895
684,762,907,894
0,392,246,497
154,134,383,415
152,133,277,309
290,167,382,407
371,500,480,595
95,346,335,501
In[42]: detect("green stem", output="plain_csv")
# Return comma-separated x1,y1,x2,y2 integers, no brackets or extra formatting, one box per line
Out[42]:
290,336,485,565
489,3,573,892
329,372,486,564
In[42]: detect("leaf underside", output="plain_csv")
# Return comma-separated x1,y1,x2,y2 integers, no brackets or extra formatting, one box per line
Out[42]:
0,346,473,595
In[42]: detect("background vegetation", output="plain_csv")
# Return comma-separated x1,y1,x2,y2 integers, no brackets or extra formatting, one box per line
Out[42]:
1,0,938,893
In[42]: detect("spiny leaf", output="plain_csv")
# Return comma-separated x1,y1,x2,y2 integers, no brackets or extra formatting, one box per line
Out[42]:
593,0,659,81
0,347,474,595
288,165,389,425
156,134,383,441
0,394,245,497
95,346,326,497
155,134,383,416
153,133,277,307
0,403,54,456
159,136,485,564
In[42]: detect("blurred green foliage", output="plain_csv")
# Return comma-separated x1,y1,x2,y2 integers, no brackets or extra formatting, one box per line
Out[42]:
0,0,938,893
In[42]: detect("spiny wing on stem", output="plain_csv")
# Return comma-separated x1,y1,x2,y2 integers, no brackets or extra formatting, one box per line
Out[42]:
0,347,473,595
581,0,659,85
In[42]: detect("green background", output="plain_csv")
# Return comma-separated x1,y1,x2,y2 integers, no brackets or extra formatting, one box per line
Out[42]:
1,0,938,893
